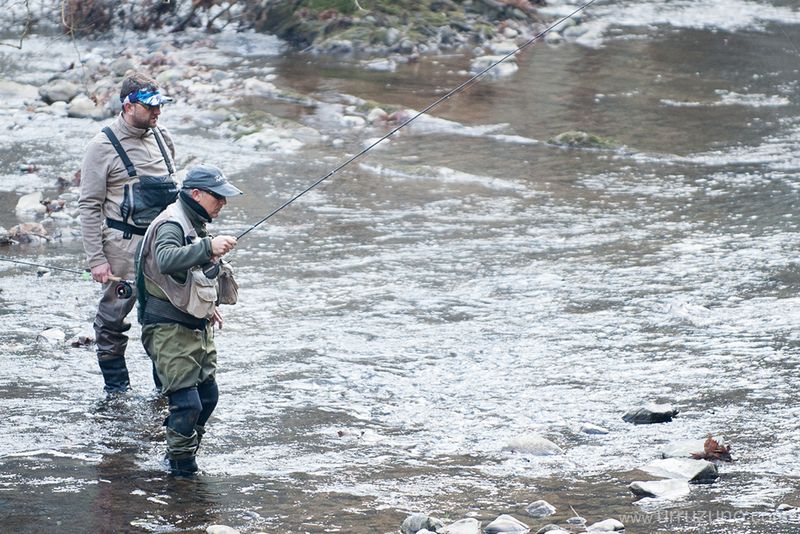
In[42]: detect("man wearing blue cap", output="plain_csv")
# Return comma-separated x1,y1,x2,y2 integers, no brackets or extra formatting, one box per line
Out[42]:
136,163,242,477
79,72,177,395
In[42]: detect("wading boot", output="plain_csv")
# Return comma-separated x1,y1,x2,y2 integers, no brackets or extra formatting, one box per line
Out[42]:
98,356,131,395
169,455,198,477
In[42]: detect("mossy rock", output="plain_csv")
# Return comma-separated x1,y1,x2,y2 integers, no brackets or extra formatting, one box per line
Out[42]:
548,131,618,149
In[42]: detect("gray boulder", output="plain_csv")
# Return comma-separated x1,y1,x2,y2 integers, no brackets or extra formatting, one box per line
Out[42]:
524,500,555,518
39,79,80,104
503,434,563,456
441,518,481,534
622,403,678,424
640,458,718,483
629,479,691,499
579,423,609,435
484,514,529,534
402,513,445,534
68,95,110,120
587,518,624,531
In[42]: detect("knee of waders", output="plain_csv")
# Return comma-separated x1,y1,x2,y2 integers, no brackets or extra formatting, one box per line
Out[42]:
167,388,202,436
197,379,219,413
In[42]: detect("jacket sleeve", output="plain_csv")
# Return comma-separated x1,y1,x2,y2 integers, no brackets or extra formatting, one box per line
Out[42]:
153,222,213,279
78,138,111,268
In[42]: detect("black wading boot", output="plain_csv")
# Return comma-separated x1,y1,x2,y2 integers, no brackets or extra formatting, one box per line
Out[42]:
169,456,198,477
98,356,131,395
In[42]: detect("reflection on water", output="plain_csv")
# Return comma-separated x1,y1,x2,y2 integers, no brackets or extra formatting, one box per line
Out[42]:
2,1,800,532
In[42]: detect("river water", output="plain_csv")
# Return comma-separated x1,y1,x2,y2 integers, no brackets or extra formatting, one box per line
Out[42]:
1,1,800,533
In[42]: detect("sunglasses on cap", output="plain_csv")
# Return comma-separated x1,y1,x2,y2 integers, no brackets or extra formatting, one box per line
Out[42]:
122,88,174,109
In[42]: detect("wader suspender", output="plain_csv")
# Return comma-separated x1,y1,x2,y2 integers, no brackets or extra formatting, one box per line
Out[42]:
102,126,175,238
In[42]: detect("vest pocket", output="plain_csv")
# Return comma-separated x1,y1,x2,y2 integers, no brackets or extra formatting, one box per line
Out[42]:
185,267,217,319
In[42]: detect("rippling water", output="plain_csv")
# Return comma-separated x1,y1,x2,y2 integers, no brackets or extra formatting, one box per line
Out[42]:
2,1,800,532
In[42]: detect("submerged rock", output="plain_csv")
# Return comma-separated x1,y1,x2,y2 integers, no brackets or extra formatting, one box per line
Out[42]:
441,518,481,534
484,514,530,534
470,55,518,78
622,403,678,424
504,434,563,455
547,131,618,149
401,513,445,534
640,458,718,483
579,423,609,435
587,518,625,531
37,328,66,344
206,526,240,534
629,479,691,499
524,500,556,518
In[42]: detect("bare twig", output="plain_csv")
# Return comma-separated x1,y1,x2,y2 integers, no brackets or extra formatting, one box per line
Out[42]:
0,0,33,49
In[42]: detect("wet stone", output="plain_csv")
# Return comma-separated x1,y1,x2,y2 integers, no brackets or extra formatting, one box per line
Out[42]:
525,500,556,518
580,423,609,435
15,192,46,216
622,403,678,424
206,526,240,534
566,515,586,526
535,526,568,534
37,328,66,344
587,518,625,531
503,434,563,455
484,514,530,534
641,458,718,483
401,513,445,534
629,479,691,499
441,517,481,534
38,79,81,104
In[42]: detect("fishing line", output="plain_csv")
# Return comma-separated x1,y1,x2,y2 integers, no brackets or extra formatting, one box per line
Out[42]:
0,256,134,298
236,0,599,239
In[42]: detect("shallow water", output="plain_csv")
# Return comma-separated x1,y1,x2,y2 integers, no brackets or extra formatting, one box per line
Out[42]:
1,1,800,533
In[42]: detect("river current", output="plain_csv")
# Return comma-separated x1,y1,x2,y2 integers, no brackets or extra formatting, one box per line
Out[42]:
1,1,799,533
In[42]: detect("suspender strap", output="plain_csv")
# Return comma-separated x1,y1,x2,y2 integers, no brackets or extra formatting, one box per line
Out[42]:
102,126,175,177
152,127,175,175
102,127,137,178
106,217,146,237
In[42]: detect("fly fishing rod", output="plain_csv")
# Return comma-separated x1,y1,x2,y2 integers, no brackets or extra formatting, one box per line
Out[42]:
235,0,599,239
0,256,134,298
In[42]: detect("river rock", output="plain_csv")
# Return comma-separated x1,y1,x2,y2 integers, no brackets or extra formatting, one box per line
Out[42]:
640,458,718,483
484,514,530,534
441,518,480,534
587,518,625,531
37,328,66,344
109,57,136,76
622,403,678,424
566,515,586,526
68,95,110,120
470,55,518,78
39,79,81,104
660,439,706,459
579,423,609,435
8,222,50,244
503,434,563,455
777,503,797,512
548,131,618,150
206,526,239,534
401,513,445,534
15,192,46,215
524,500,555,518
629,479,691,499
534,526,567,534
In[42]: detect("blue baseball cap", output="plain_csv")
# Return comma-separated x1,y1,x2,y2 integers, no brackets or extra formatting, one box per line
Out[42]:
122,88,174,107
182,164,243,197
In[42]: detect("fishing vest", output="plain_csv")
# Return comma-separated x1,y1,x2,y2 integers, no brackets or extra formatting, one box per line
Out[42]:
140,201,218,320
104,126,179,238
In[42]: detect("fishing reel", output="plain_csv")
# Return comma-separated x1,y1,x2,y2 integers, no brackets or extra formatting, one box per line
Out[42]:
113,279,134,300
